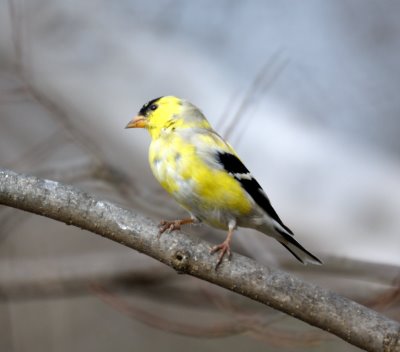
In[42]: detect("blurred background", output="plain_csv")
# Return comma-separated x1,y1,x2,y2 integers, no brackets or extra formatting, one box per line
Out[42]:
0,0,399,351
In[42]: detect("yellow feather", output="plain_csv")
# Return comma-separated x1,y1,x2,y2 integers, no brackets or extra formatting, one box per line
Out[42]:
149,132,252,228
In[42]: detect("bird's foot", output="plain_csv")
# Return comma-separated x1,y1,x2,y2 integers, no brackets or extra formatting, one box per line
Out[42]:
158,218,194,238
210,240,232,269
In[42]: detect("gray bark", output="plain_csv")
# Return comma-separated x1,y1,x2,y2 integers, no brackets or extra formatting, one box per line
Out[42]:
0,168,399,352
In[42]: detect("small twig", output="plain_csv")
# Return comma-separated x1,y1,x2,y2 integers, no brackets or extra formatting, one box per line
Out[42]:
221,50,287,143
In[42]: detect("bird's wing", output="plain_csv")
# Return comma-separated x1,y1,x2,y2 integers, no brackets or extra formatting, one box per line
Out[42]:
191,129,293,235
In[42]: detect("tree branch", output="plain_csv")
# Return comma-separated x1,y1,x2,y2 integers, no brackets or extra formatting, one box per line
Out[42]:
0,168,399,352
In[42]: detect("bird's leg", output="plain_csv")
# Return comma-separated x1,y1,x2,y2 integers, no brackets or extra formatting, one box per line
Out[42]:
210,221,236,269
158,218,196,237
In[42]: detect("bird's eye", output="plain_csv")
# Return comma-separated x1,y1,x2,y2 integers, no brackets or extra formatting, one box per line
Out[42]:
150,104,158,111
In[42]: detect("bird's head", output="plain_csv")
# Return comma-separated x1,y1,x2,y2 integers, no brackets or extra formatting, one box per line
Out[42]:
126,96,211,139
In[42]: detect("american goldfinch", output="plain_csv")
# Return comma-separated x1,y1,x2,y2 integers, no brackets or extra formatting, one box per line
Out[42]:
126,96,322,268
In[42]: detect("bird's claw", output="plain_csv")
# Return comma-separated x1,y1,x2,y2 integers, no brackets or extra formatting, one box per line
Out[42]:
210,241,232,269
158,218,196,238
158,220,182,238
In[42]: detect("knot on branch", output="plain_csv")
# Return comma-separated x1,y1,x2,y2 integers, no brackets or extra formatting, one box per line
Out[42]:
171,249,191,273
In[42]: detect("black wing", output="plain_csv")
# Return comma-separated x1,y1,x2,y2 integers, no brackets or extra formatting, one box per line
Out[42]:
216,151,293,235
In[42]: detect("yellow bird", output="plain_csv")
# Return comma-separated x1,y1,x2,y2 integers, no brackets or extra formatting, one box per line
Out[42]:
126,96,321,268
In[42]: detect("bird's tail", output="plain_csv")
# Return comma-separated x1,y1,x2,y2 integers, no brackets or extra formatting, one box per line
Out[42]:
275,228,322,265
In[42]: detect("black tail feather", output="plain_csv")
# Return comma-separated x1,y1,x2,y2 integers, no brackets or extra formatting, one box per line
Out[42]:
279,242,305,263
275,228,322,265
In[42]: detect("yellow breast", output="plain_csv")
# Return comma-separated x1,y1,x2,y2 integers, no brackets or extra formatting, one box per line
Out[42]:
149,133,253,223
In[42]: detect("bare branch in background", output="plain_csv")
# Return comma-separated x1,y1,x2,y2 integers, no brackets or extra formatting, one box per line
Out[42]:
5,0,164,219
283,257,400,287
364,276,400,319
91,283,325,347
0,168,399,352
220,50,289,145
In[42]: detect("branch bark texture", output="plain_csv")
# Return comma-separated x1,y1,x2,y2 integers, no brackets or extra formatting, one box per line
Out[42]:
0,168,399,351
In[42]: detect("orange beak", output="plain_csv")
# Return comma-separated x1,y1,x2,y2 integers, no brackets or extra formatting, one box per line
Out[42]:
125,115,147,129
